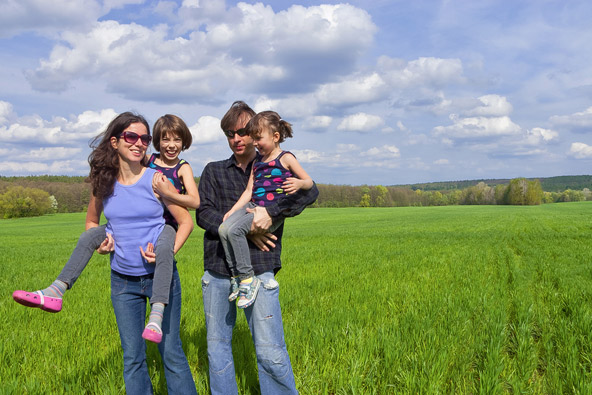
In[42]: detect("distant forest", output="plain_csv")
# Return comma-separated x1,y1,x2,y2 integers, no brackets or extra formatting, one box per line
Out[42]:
0,175,591,217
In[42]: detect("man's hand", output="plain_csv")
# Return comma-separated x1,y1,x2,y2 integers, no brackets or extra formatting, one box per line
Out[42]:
247,206,272,233
140,242,156,263
247,232,277,252
97,233,115,254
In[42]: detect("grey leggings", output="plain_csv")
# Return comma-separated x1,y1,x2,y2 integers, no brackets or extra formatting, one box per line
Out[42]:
56,224,176,305
218,202,283,280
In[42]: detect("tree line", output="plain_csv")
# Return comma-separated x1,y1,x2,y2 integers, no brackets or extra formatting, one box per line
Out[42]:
0,175,590,218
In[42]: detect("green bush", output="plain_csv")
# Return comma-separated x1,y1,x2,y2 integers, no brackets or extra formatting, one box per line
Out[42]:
0,186,53,218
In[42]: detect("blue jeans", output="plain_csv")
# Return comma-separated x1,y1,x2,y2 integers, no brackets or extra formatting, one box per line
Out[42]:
58,224,175,304
201,270,297,395
111,268,196,395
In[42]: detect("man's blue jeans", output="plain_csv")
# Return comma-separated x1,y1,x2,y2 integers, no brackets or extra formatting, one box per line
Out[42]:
111,268,197,395
201,270,298,394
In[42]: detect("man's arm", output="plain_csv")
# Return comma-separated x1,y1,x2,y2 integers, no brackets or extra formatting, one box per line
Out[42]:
195,164,224,235
267,181,319,219
249,182,319,232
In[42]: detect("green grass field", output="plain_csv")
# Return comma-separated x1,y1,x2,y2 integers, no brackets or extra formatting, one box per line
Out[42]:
2,203,592,394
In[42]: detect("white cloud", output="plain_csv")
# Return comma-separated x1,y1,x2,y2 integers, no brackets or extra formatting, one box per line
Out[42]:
189,115,223,144
378,56,465,88
303,116,332,130
463,95,513,117
0,159,87,174
433,115,521,139
28,147,82,160
396,121,409,133
24,3,377,103
362,145,400,159
337,113,384,132
524,127,558,145
291,149,324,163
0,101,15,124
434,159,449,165
0,0,102,38
316,73,388,106
569,142,592,159
0,107,116,146
336,144,358,152
550,107,592,133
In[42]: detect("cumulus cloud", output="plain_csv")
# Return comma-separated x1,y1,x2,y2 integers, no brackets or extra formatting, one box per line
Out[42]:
396,121,409,133
550,107,592,133
433,115,521,139
188,115,223,144
316,73,388,106
463,95,513,117
0,0,103,38
0,101,15,124
0,108,116,146
569,142,592,158
378,56,465,89
361,145,400,159
524,127,558,145
25,3,377,103
303,116,332,130
291,149,324,163
0,159,88,174
337,113,384,132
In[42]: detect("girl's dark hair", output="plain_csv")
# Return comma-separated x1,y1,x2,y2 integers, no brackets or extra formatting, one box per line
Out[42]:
220,101,256,132
247,111,293,143
152,114,192,151
87,112,150,200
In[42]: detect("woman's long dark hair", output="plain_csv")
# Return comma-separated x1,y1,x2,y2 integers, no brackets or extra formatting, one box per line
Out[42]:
87,112,150,200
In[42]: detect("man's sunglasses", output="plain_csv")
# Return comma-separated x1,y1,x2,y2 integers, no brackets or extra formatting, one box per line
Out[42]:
119,131,152,146
223,128,248,138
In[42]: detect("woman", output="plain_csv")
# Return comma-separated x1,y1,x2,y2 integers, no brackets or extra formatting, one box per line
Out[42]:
86,112,196,394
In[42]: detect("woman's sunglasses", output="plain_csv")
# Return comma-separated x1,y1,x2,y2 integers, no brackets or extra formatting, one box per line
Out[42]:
223,128,248,138
119,131,152,146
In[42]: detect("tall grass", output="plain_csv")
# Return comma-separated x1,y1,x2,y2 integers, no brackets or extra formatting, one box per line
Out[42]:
2,203,592,393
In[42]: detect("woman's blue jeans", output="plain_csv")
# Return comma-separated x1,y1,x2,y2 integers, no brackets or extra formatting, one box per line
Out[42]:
111,268,196,395
201,270,298,394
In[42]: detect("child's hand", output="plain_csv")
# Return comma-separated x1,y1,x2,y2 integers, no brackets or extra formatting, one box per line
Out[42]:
223,210,235,222
283,177,304,195
152,173,170,199
140,242,156,264
97,233,114,254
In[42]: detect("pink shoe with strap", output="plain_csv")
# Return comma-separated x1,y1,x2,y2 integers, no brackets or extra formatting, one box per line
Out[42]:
13,290,62,313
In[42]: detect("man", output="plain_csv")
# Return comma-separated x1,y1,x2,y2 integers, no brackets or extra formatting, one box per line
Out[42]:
196,101,318,394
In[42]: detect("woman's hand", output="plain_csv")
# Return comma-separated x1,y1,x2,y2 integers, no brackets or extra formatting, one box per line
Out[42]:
96,233,115,254
140,242,156,263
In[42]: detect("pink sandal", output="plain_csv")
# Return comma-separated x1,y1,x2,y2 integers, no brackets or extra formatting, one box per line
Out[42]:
12,290,62,313
142,323,162,344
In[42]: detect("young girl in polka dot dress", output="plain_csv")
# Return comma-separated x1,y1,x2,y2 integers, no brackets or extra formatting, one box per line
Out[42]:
218,111,313,309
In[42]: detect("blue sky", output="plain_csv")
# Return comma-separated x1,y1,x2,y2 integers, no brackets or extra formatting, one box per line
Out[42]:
1,0,592,186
